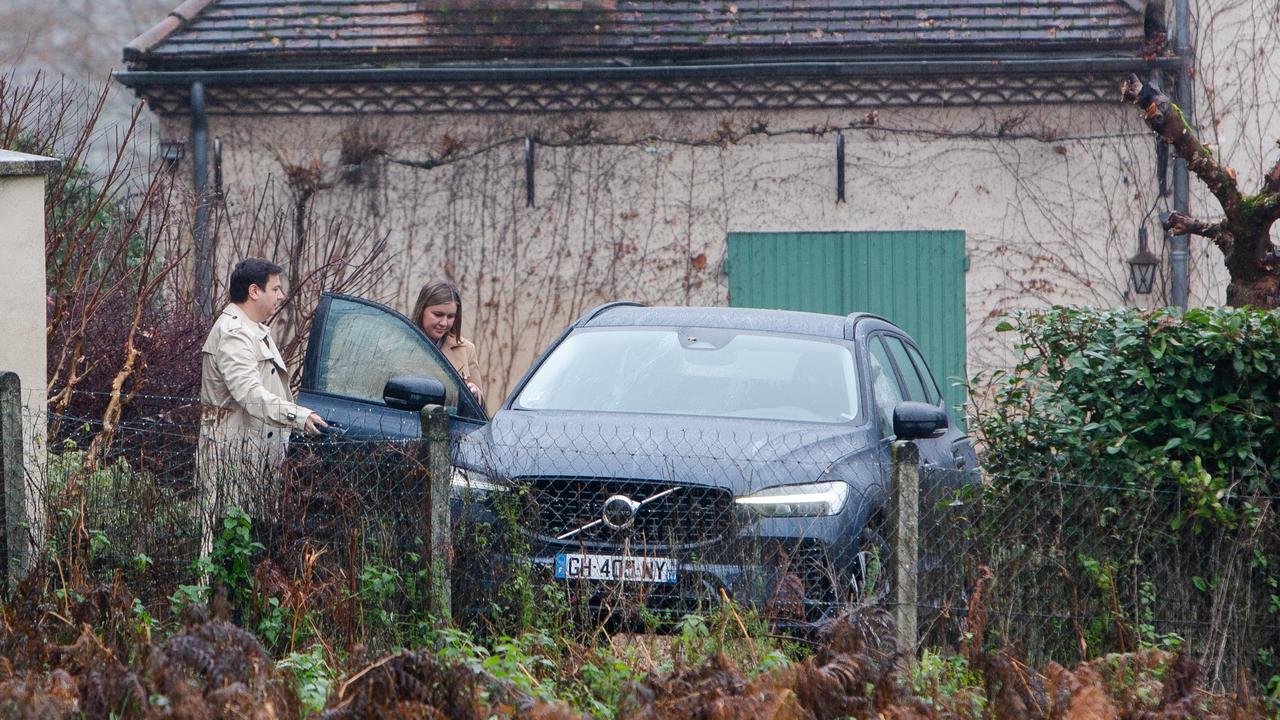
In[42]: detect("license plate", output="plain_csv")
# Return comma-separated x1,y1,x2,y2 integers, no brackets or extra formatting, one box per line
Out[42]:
554,553,677,584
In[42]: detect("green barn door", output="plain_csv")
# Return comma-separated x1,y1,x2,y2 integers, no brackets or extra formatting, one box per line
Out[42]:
727,231,967,417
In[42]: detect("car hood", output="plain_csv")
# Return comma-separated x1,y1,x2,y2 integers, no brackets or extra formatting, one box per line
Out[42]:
457,409,880,495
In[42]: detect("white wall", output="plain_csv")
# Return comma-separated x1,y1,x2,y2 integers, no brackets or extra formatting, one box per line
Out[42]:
165,99,1191,404
0,151,53,428
0,149,56,579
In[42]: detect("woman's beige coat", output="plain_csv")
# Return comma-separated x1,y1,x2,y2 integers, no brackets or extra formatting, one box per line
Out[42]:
441,336,482,393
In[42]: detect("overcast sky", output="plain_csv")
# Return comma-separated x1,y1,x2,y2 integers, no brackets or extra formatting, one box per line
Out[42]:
1,0,171,79
1,0,174,166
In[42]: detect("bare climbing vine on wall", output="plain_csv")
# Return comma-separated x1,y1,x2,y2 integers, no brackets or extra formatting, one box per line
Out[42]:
215,105,1175,404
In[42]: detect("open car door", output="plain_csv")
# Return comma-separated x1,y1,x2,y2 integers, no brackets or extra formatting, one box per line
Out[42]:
296,292,488,441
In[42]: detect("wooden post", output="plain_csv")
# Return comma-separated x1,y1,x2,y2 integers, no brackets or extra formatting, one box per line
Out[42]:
419,404,451,621
890,440,919,656
0,372,28,594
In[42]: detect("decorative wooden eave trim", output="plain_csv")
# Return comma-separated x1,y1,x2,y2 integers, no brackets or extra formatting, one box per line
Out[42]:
129,72,1149,116
117,56,1182,116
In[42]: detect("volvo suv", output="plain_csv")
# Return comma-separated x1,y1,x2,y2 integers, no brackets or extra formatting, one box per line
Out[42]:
296,294,977,625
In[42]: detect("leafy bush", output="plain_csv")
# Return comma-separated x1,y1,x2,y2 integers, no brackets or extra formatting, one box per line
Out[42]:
42,445,199,604
980,306,1279,514
279,645,336,716
210,507,265,605
907,650,987,715
969,306,1280,687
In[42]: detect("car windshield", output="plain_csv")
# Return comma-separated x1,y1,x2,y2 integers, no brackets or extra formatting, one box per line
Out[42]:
514,327,860,424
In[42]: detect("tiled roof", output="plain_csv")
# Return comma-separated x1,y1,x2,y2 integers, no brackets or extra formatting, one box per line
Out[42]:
125,0,1149,69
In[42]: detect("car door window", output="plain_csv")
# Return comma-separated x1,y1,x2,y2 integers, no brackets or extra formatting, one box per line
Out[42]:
866,337,903,438
903,342,943,405
311,296,481,419
882,336,931,404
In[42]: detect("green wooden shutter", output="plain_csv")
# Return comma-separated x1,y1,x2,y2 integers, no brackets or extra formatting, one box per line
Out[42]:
727,231,967,418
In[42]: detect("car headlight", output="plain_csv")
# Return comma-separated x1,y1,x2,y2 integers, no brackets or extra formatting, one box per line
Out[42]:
734,481,849,517
450,467,505,498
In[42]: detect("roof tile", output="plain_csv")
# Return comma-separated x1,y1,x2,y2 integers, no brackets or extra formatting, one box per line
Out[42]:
125,0,1149,68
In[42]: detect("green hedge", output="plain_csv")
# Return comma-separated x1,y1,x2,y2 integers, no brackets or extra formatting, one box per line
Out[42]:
980,306,1280,527
969,306,1280,691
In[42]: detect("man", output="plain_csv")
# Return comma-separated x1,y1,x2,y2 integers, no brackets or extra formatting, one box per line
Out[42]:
195,258,326,554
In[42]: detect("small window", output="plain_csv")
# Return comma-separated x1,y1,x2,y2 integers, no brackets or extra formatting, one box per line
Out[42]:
314,297,467,412
882,336,930,404
866,337,903,438
903,342,942,405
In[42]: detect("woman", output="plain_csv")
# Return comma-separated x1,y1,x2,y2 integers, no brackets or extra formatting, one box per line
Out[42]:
411,280,483,401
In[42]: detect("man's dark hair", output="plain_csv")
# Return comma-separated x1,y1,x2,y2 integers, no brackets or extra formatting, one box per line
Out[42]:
228,258,283,303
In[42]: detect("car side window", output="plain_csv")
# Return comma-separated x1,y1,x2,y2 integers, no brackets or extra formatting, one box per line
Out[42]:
313,297,469,414
866,337,903,438
882,335,931,404
903,341,943,405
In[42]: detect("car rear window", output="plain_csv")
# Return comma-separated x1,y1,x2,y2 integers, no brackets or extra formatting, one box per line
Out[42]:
514,327,860,424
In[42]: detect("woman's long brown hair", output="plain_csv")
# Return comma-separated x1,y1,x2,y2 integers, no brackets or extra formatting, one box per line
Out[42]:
411,280,464,345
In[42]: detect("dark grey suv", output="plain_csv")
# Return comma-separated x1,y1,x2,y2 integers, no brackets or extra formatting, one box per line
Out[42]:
296,295,977,625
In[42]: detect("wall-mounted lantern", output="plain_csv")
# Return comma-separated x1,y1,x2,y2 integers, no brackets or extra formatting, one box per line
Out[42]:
1128,225,1161,295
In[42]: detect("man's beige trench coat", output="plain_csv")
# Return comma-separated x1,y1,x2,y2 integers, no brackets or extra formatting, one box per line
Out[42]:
196,305,312,526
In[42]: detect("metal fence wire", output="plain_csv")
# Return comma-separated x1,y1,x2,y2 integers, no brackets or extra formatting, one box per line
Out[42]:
5,389,1278,687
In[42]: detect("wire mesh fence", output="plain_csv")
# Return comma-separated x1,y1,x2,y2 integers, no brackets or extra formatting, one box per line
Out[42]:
959,464,1280,689
3,388,1277,688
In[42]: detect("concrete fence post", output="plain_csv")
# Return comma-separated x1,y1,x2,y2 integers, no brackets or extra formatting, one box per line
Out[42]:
0,372,28,594
419,404,452,621
890,440,919,655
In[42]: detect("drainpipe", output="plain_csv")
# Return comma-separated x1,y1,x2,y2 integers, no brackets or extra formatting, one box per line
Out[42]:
1170,0,1192,309
190,81,214,318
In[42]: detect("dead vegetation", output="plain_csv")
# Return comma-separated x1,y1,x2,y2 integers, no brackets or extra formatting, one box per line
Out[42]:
318,650,584,720
0,579,298,719
0,568,1265,719
615,606,1263,720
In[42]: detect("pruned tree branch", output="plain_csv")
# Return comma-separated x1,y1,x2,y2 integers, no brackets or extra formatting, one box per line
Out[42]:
1164,211,1228,247
1262,192,1280,223
1122,74,1243,213
1266,155,1280,195
1123,73,1280,308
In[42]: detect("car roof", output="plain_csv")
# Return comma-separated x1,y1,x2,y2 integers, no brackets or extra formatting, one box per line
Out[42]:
579,304,893,340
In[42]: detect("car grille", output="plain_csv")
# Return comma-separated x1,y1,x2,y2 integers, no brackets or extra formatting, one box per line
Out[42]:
521,477,736,551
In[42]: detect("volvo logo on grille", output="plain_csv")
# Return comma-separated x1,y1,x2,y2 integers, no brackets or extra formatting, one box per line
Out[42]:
602,495,641,530
556,486,682,541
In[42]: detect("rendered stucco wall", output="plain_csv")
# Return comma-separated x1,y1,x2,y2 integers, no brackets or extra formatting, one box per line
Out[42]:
161,101,1207,407
0,150,56,579
0,159,51,430
134,0,1274,412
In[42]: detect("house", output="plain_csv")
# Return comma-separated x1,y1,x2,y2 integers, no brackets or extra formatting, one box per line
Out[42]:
116,0,1244,410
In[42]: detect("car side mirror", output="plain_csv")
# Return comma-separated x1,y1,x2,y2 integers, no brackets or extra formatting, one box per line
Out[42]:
383,375,447,412
892,401,948,440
